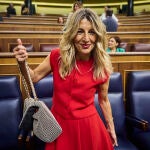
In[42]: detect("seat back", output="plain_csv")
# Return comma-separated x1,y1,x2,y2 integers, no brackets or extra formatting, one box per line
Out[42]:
126,71,150,122
95,72,126,137
34,74,53,109
130,43,150,52
120,42,132,52
0,76,23,150
39,44,59,52
9,43,34,52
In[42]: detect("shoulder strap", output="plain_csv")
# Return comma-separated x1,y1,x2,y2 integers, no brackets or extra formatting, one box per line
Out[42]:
17,60,38,101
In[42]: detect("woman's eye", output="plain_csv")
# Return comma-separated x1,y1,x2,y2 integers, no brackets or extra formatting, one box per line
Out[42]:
77,30,83,34
89,30,96,35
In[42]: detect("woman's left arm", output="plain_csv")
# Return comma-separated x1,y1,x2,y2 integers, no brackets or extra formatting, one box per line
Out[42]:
98,77,118,147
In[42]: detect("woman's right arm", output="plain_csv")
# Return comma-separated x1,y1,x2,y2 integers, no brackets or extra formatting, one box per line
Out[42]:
13,39,51,82
31,55,51,82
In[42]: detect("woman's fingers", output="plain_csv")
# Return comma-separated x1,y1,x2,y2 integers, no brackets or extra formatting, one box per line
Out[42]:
13,39,28,61
13,39,23,52
17,38,22,45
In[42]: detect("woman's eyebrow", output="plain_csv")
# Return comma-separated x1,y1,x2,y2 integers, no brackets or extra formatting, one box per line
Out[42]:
78,28,83,30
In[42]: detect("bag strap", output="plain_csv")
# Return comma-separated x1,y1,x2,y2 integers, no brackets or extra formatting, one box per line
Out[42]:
17,60,38,101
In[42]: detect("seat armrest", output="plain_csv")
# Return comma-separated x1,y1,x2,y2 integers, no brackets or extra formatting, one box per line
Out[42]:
126,114,149,131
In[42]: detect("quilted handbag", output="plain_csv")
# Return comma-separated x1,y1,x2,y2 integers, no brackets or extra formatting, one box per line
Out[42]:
17,61,62,143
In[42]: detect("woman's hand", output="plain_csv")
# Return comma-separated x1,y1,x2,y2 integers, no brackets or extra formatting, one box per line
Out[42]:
13,39,28,62
107,122,118,147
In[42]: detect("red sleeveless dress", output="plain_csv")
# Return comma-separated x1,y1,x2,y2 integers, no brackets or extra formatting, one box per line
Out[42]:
45,49,114,150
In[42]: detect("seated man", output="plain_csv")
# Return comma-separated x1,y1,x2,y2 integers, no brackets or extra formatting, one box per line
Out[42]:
6,3,16,17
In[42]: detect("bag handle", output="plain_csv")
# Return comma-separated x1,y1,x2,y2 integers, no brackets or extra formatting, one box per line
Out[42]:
17,60,38,101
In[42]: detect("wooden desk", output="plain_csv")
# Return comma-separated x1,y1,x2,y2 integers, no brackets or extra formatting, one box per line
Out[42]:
0,52,150,100
118,23,150,32
0,22,64,31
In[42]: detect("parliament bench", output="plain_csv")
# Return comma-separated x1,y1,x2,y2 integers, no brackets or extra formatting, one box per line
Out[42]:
39,43,59,52
9,43,35,52
0,22,64,31
120,43,150,52
126,71,150,150
0,75,23,150
118,23,150,32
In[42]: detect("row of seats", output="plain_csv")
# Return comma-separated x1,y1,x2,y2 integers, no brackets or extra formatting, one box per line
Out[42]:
9,43,59,52
6,42,150,52
126,71,150,149
0,76,23,150
0,71,150,150
120,42,150,52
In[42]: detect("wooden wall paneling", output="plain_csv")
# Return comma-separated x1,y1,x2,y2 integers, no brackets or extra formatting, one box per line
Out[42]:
0,31,62,52
108,32,150,43
0,31,150,52
1,24,64,32
118,23,150,32
0,52,150,100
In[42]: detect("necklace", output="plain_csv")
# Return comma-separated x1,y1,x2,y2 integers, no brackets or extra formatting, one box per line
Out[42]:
75,61,94,75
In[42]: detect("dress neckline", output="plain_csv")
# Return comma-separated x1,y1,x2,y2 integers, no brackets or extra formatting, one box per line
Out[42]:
75,58,94,75
76,57,93,64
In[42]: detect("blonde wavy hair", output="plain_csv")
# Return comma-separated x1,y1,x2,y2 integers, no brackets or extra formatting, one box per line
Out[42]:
59,8,113,79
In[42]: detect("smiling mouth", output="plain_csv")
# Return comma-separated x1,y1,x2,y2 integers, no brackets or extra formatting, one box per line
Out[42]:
81,44,90,49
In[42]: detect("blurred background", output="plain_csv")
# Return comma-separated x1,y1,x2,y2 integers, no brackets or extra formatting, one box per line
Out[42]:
0,0,150,16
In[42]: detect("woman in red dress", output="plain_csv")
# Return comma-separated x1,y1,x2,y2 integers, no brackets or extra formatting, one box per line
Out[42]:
14,8,118,150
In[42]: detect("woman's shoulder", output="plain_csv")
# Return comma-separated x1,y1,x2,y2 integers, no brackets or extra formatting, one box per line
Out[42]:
117,47,125,52
50,48,60,70
50,48,60,58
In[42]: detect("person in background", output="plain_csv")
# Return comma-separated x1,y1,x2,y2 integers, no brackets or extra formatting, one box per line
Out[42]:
117,6,122,14
72,1,83,13
107,36,125,52
65,1,83,27
21,3,30,15
0,15,3,21
21,0,36,15
13,8,118,150
100,6,118,23
57,16,64,24
6,3,16,17
103,9,118,32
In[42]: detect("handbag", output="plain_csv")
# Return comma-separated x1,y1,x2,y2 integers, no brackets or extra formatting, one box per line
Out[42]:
17,60,62,143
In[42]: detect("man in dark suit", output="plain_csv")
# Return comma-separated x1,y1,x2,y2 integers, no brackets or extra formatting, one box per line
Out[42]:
7,3,16,17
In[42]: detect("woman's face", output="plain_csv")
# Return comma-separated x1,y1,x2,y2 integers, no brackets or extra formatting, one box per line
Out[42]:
58,17,64,24
108,37,118,50
74,4,80,11
73,18,97,60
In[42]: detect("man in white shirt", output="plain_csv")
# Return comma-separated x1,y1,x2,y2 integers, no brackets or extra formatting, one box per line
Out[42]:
100,6,118,22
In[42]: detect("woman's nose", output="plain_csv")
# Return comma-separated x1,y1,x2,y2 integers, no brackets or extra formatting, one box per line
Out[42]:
83,33,90,42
